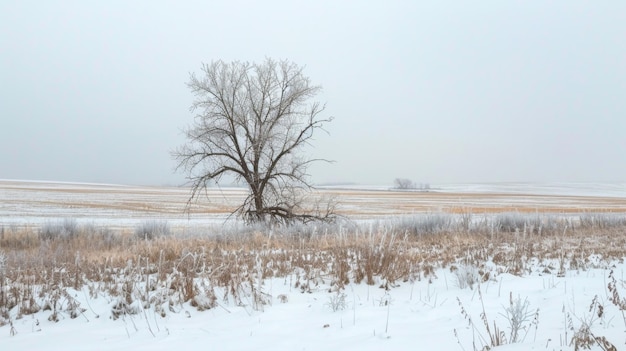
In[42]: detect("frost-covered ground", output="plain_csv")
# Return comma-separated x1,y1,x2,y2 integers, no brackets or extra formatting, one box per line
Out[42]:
2,263,625,351
2,180,626,229
0,180,246,229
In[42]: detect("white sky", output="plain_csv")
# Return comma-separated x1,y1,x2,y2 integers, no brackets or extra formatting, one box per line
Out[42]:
1,1,625,186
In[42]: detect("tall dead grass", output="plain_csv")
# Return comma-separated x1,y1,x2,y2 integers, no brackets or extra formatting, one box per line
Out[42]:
1,213,626,326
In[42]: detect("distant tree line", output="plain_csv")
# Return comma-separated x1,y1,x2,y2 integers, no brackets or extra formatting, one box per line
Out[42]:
393,178,430,191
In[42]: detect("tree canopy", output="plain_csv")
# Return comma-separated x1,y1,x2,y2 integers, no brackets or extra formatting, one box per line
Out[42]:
173,58,334,224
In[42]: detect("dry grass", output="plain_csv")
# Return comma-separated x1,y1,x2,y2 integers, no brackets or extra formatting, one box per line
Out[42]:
2,214,626,327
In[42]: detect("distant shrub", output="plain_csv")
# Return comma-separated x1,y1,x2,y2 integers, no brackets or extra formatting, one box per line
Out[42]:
134,220,170,240
494,213,551,233
281,220,355,240
493,213,526,232
39,218,80,240
579,213,626,229
81,224,120,248
395,214,454,236
393,178,415,190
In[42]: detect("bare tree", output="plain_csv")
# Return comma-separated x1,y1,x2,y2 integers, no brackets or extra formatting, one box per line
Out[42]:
173,58,334,224
393,178,415,190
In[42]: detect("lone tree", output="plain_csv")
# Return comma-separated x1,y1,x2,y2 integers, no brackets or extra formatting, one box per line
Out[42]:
393,178,415,190
173,58,334,224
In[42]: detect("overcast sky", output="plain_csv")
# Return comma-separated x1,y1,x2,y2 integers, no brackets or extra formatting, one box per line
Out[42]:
1,1,625,186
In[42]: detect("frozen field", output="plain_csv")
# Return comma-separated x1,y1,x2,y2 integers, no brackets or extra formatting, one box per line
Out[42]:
3,264,626,351
2,180,626,228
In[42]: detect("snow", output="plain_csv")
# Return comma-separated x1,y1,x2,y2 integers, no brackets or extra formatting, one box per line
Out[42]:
2,264,625,350
435,182,626,198
0,180,247,229
318,182,626,198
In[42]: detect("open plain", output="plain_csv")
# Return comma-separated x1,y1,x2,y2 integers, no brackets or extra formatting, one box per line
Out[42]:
2,180,626,229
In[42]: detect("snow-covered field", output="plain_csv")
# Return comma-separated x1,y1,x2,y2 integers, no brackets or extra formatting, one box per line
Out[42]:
2,261,626,351
2,180,626,228
2,180,626,350
0,180,247,230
